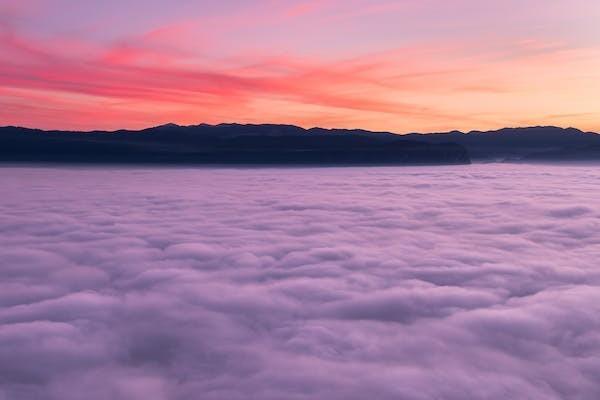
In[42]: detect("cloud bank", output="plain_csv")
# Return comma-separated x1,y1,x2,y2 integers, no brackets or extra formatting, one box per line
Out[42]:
1,164,600,399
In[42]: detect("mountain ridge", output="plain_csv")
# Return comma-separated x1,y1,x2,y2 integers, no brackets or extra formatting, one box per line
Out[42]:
0,124,469,166
4,123,597,136
2,124,599,164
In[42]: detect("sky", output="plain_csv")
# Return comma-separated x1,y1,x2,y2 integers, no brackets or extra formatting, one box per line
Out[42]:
1,0,599,132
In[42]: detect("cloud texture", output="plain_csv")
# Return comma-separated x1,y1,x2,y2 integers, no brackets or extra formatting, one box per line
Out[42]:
1,164,600,399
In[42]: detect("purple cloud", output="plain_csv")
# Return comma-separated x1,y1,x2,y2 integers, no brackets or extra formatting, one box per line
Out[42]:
1,164,600,399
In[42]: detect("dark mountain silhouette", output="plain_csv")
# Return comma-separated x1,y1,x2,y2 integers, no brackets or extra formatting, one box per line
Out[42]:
404,126,600,161
1,124,598,165
0,124,469,165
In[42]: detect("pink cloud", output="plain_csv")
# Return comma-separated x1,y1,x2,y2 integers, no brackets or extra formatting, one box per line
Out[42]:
1,164,600,398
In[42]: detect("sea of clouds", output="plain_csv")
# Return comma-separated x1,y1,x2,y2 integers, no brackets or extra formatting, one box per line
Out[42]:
1,164,599,399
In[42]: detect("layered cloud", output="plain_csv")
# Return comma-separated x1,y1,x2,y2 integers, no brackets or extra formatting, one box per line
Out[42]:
1,0,600,132
1,164,600,399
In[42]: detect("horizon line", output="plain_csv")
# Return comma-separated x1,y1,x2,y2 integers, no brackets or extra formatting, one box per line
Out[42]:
2,122,598,136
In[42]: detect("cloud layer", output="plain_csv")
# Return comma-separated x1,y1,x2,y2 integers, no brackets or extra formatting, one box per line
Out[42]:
1,164,600,399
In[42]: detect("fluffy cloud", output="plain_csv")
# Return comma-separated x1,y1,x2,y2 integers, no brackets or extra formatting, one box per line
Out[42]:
1,164,599,399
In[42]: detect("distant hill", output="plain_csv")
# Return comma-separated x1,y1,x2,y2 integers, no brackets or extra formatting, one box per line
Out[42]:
403,126,600,161
0,124,469,166
1,124,598,165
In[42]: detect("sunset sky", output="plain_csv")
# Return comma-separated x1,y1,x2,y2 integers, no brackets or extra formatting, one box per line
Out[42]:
1,0,599,133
